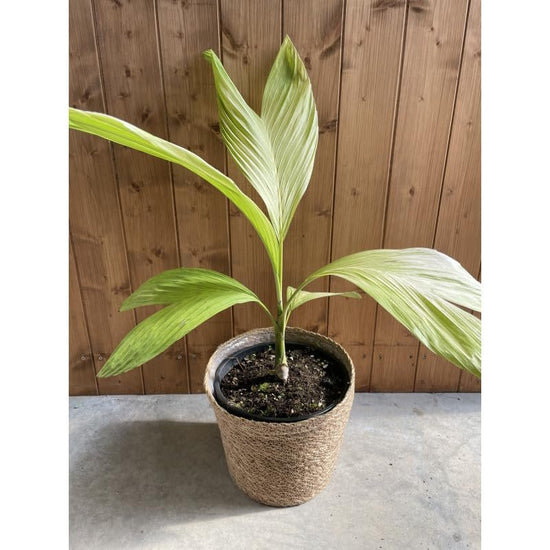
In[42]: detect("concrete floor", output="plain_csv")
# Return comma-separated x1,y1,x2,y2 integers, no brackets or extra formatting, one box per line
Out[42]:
70,393,480,550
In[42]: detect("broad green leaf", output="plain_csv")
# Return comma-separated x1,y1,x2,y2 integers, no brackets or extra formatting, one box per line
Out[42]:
296,248,481,377
285,286,360,317
262,36,319,238
120,268,263,311
204,37,318,240
68,108,280,275
203,50,281,236
98,270,266,377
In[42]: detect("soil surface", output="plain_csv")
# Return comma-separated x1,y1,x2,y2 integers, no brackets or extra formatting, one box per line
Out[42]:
219,345,349,419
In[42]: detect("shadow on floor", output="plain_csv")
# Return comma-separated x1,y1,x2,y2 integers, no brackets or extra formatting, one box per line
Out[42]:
70,420,264,536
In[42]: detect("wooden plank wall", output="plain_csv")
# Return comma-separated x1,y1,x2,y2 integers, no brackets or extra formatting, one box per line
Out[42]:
69,0,481,395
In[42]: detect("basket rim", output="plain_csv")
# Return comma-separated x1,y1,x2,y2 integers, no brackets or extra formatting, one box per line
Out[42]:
204,326,355,427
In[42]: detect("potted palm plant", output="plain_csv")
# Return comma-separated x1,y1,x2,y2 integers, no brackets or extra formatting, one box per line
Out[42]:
69,37,481,507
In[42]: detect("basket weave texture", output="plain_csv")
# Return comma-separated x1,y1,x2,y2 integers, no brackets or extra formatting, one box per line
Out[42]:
204,327,355,507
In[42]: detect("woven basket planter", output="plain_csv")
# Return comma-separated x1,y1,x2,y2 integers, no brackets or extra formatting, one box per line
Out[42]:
204,327,355,507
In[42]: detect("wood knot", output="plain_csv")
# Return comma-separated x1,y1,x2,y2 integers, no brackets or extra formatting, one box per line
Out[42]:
319,118,337,134
209,122,221,135
140,108,151,123
373,0,404,11
320,36,341,60
130,181,142,193
409,0,429,13
174,111,187,125
80,89,91,104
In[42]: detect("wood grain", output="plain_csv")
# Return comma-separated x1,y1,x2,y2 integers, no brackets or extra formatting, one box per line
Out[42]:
69,0,143,394
92,0,188,393
371,0,470,391
415,0,481,392
371,344,418,393
69,236,98,396
328,0,407,390
156,0,232,393
282,0,345,335
69,0,481,394
220,0,282,335
459,364,481,391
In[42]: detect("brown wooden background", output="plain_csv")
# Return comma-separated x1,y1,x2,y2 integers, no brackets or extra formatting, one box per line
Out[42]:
69,0,481,395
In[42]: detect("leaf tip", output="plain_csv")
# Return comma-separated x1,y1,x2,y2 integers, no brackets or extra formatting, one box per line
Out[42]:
96,366,109,378
282,35,293,48
202,49,217,64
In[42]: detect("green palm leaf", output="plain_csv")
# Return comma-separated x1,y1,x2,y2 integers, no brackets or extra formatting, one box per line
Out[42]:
68,108,281,275
203,50,281,235
285,286,360,320
97,269,267,377
293,248,481,377
262,36,319,238
204,36,318,240
120,268,263,310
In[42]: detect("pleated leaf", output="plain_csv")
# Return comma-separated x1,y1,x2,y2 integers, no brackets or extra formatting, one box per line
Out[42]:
120,268,263,311
203,50,281,236
68,108,280,275
262,36,319,238
97,270,264,377
297,248,481,377
204,36,318,239
286,285,361,315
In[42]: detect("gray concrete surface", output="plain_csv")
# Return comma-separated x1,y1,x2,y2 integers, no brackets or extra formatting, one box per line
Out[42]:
70,393,480,550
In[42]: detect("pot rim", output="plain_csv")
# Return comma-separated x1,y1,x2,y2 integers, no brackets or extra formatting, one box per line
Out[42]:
204,327,355,426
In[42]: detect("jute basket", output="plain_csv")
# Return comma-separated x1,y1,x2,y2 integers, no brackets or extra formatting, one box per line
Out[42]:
204,327,355,507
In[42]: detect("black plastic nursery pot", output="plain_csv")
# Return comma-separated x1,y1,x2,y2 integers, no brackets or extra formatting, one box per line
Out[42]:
204,327,355,507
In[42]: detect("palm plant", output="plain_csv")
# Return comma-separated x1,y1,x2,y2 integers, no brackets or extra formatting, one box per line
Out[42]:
69,37,481,384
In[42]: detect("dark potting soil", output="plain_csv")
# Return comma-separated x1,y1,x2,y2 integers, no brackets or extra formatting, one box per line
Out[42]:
219,346,349,419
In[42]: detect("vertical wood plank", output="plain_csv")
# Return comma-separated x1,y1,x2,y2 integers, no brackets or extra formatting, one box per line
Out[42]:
69,237,98,396
328,0,407,390
415,0,481,392
69,0,143,394
220,0,282,335
282,0,345,335
93,0,188,393
372,345,418,393
459,359,481,390
156,0,232,393
69,0,481,394
371,0,470,392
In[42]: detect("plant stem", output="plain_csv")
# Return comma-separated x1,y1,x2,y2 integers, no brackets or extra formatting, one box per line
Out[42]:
274,239,288,382
274,305,288,382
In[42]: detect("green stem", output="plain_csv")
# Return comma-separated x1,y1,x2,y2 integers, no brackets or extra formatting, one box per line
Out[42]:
274,304,288,381
274,238,288,382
